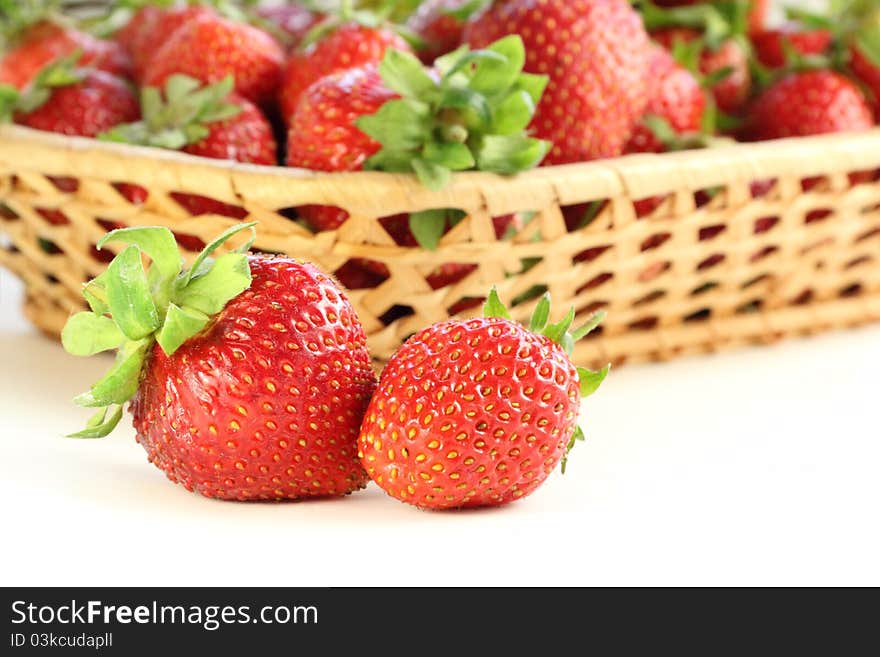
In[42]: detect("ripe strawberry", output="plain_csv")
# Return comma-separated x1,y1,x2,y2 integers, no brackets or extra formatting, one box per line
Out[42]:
0,21,131,89
744,70,874,141
358,290,609,509
61,224,377,500
752,26,832,68
100,75,277,218
407,0,488,63
142,13,284,106
114,4,217,80
463,0,650,164
279,22,411,122
625,45,706,154
653,27,750,114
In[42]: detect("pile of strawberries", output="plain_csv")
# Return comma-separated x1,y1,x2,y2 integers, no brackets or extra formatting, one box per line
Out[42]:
2,0,880,296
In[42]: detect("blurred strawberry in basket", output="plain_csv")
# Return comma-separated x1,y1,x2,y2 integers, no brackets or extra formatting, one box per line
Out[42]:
99,74,277,218
463,0,651,165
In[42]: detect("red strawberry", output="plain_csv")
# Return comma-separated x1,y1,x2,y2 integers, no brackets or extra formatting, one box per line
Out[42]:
115,5,217,80
100,75,277,218
625,45,706,154
752,26,832,68
407,0,487,63
142,13,284,106
61,225,377,500
463,0,650,164
279,22,411,122
744,70,874,141
0,22,131,90
358,290,608,509
653,27,750,114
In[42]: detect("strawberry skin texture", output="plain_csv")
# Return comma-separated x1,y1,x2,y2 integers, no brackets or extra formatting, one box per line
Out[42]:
14,70,139,138
131,257,377,501
463,0,650,164
752,27,832,68
625,45,705,154
407,0,475,64
142,14,284,106
0,23,131,89
745,70,875,141
183,93,277,165
279,23,410,122
359,317,581,509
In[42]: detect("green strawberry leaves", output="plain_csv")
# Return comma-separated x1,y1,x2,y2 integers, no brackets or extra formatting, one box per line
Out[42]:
357,35,550,190
0,51,86,121
98,74,242,150
62,222,257,438
484,288,610,474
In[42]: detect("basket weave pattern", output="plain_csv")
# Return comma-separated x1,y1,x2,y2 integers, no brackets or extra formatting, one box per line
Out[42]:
1,124,879,366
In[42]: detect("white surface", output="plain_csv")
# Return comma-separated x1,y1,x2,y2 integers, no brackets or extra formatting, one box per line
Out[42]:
1,270,878,587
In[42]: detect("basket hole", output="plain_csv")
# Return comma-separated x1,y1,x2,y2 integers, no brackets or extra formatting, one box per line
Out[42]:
333,260,387,290
512,285,548,307
174,232,207,252
379,305,414,326
640,232,671,252
750,246,778,262
750,179,775,198
447,297,484,316
0,203,18,221
573,244,611,264
849,170,877,186
699,224,726,241
634,289,666,306
805,209,832,224
754,216,779,234
792,289,814,305
691,281,718,296
638,261,671,282
684,308,711,322
97,219,124,232
801,176,828,192
736,300,763,314
856,227,880,243
48,176,78,193
38,237,62,255
846,255,873,269
113,182,148,204
170,192,248,219
742,274,772,289
577,272,613,293
89,245,114,264
427,263,477,290
44,273,60,285
563,201,606,231
697,253,725,270
577,300,608,319
634,195,667,218
629,316,658,331
36,208,70,226
695,187,722,208
840,283,863,298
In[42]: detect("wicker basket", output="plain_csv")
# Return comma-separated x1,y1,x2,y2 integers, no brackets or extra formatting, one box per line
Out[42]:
1,123,879,367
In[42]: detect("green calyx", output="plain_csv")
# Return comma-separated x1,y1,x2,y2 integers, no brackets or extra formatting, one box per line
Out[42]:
0,50,85,122
300,0,424,51
98,74,242,150
482,288,610,474
640,0,749,49
61,222,257,438
356,34,550,191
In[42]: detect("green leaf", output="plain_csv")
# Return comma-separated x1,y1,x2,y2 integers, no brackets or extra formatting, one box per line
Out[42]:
475,134,549,174
483,287,511,320
492,89,536,135
438,86,492,126
470,35,525,96
643,114,678,148
61,312,126,356
175,252,251,315
98,226,182,285
165,73,203,104
408,210,448,251
355,99,431,153
514,73,548,106
179,222,256,288
423,140,475,171
68,405,124,439
571,310,606,341
156,303,210,356
529,293,551,333
378,48,438,99
577,364,610,398
82,275,109,316
561,425,585,475
73,339,149,408
411,157,451,191
434,45,470,77
856,28,880,68
544,307,575,344
105,246,160,341
0,83,19,122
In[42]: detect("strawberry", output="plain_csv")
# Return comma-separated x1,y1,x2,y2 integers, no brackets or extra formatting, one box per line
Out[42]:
0,21,131,89
744,70,874,141
358,290,609,509
100,74,277,218
279,22,411,122
752,26,832,68
114,4,217,81
61,224,377,500
407,0,489,63
463,0,650,164
142,12,284,106
625,44,706,154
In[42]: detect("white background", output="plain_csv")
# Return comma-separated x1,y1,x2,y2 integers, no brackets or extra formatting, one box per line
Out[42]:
1,0,877,587
1,269,878,587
